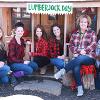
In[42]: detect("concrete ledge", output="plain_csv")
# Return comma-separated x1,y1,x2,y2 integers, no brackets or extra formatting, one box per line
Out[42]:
14,80,62,96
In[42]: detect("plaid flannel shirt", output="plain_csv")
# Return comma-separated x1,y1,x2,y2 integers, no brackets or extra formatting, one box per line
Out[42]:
48,38,63,58
8,37,25,64
69,28,97,58
31,38,49,57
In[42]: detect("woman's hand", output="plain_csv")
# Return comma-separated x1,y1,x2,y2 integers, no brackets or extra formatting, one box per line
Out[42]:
96,55,100,61
80,50,86,55
73,54,79,57
0,61,4,68
28,52,32,56
58,55,65,59
26,41,31,45
24,60,30,64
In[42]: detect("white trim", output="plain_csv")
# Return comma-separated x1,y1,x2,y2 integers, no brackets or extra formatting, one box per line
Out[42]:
31,14,34,52
0,2,100,8
0,0,95,2
73,2,100,7
64,14,67,58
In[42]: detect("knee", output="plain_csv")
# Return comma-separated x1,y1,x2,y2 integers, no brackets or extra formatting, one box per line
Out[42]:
26,67,33,75
73,66,80,73
51,58,64,66
33,63,38,71
1,76,9,84
3,65,11,72
29,61,38,71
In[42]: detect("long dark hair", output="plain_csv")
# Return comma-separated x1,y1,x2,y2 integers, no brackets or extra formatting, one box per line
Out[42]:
0,27,4,41
50,23,64,44
51,24,61,38
97,29,100,42
34,24,47,41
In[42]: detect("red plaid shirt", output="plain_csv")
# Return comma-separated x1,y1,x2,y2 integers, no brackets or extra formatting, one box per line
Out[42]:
48,38,63,58
69,28,97,58
8,37,25,64
31,38,49,57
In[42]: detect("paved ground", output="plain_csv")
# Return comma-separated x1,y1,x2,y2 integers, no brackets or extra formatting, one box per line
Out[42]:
0,83,100,100
0,76,100,100
0,95,44,100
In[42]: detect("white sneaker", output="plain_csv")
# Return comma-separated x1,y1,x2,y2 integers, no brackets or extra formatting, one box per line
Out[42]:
54,68,65,79
77,86,84,97
54,66,59,73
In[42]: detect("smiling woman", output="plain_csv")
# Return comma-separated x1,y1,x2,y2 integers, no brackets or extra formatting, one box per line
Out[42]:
75,7,97,31
29,24,50,74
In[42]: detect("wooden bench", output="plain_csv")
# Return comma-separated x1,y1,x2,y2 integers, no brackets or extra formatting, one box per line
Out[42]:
62,64,96,90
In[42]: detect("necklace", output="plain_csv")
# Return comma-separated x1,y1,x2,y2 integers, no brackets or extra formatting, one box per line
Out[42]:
80,32,84,39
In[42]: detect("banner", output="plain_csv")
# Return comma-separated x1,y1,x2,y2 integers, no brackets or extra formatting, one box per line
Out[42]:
27,3,73,15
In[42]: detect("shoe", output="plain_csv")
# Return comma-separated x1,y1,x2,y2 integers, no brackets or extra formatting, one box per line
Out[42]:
54,68,65,79
7,70,13,75
40,66,47,75
9,75,18,86
54,66,59,73
77,86,84,96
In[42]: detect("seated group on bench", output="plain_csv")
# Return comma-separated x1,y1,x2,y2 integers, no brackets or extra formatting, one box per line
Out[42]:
0,22,50,86
0,14,100,97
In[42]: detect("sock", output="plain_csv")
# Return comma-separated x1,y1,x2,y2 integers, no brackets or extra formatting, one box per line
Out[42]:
13,71,24,78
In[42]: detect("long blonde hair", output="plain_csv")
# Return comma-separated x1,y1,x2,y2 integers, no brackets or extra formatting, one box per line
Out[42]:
0,27,5,42
76,14,92,28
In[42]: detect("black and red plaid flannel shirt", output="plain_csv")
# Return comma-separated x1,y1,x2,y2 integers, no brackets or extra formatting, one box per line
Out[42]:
31,38,49,57
8,37,25,64
49,38,63,58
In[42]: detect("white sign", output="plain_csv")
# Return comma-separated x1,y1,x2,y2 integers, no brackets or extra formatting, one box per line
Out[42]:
27,3,73,15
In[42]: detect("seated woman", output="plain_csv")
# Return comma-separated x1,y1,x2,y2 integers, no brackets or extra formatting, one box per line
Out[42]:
48,24,64,70
0,27,11,84
94,31,100,89
8,22,38,78
29,25,50,74
54,14,96,96
96,30,100,69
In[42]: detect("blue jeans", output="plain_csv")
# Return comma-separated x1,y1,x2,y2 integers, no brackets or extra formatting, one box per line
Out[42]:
0,65,10,84
64,55,95,86
51,55,95,86
11,61,38,75
50,58,64,70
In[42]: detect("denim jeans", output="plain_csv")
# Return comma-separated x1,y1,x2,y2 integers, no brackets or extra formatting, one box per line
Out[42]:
0,65,10,84
64,55,95,86
51,55,95,86
11,61,38,75
96,47,100,68
50,58,64,70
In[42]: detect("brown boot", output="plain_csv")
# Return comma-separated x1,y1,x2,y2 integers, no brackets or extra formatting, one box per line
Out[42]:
40,66,47,75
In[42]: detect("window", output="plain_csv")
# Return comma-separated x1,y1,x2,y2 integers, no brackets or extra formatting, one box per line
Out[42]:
48,14,58,20
11,8,31,37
